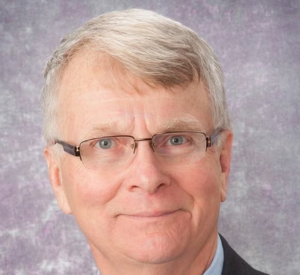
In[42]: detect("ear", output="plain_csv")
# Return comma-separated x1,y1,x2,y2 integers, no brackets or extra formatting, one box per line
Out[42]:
44,146,72,214
218,131,233,202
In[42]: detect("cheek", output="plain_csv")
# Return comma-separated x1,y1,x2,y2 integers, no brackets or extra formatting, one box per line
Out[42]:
177,155,221,194
61,159,121,215
174,156,222,222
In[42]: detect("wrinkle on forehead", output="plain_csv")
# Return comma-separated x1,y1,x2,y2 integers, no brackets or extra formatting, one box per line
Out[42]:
84,113,205,140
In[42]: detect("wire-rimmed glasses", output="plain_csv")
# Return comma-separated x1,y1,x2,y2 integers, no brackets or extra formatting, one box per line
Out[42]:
54,129,220,169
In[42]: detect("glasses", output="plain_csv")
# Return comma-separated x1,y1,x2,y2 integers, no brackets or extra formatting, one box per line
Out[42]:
54,129,220,169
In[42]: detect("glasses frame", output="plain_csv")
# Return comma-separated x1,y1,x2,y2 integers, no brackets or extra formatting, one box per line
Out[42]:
54,129,221,161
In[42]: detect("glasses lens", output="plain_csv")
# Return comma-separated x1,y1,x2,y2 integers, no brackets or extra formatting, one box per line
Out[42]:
78,132,208,169
153,132,207,161
79,136,134,169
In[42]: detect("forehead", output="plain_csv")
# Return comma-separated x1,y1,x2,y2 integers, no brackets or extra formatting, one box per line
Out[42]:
57,51,213,140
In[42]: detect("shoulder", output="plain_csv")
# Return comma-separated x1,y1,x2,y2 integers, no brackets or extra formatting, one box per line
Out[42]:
220,234,269,275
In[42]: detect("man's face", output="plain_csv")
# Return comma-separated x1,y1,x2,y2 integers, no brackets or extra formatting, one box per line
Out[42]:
45,53,232,267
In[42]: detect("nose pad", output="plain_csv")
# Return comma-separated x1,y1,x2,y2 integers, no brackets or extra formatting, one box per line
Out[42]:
130,142,137,154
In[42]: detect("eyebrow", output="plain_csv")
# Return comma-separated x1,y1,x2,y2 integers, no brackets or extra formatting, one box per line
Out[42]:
91,121,134,136
91,121,119,133
159,119,204,133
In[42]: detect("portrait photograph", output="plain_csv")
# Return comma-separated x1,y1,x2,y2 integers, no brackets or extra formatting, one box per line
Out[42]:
0,1,299,274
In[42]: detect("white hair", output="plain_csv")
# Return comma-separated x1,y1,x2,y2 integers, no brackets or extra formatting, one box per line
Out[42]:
42,9,231,142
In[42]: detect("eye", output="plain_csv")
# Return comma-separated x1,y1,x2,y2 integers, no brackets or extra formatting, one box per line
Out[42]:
168,135,187,146
96,138,114,149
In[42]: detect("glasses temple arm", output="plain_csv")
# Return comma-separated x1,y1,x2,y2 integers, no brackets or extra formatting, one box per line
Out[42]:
206,128,221,148
55,140,80,157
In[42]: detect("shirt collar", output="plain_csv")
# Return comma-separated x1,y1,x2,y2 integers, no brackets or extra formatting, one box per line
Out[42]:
203,234,224,275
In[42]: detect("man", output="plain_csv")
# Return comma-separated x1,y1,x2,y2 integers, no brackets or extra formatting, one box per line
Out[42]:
42,9,268,275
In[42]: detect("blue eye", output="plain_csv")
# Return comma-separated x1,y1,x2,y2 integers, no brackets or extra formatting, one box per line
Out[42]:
169,136,186,145
97,139,113,149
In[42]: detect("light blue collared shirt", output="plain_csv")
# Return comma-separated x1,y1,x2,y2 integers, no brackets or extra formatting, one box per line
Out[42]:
97,235,224,275
203,234,224,275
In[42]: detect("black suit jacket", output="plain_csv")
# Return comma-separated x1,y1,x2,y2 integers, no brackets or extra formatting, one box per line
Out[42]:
220,235,269,275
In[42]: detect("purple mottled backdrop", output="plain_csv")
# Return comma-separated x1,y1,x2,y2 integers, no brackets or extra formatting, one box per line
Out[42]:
0,0,299,274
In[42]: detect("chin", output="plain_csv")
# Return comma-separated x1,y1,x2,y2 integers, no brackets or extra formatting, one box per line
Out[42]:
119,233,189,264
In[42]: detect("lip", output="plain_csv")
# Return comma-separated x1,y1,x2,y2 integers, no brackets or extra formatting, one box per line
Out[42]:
121,210,179,219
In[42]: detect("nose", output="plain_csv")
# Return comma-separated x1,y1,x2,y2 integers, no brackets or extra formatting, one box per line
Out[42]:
124,140,171,194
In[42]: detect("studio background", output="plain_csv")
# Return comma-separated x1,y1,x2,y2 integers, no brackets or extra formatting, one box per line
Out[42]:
1,1,299,274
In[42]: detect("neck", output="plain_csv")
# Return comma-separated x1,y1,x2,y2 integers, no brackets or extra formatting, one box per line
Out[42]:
90,231,219,275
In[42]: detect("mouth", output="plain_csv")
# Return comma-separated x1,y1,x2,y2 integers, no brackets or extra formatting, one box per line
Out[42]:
120,210,180,219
